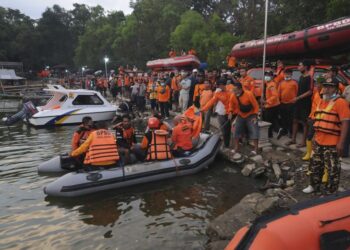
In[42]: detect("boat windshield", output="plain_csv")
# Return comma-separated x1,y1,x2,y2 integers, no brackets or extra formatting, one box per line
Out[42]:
41,93,67,110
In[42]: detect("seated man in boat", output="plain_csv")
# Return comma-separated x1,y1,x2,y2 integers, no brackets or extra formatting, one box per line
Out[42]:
113,114,136,164
133,117,173,161
171,115,193,157
71,116,94,151
70,121,121,170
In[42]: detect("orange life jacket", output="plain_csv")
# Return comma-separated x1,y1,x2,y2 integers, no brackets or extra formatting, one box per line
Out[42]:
146,130,172,161
84,130,120,164
71,125,93,150
313,98,341,136
172,121,193,150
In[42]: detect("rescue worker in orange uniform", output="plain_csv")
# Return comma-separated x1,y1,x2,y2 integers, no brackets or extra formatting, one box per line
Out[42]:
169,48,177,57
193,73,206,108
277,69,299,139
262,71,280,138
71,121,120,170
303,79,350,194
229,81,260,155
157,79,171,118
200,80,214,131
71,116,94,151
171,115,193,157
138,117,172,161
113,115,136,164
226,55,237,71
239,68,255,93
201,79,232,148
188,48,197,56
273,60,285,85
302,76,324,161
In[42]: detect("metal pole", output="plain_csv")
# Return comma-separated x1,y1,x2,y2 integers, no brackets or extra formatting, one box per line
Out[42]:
260,0,269,114
105,61,108,79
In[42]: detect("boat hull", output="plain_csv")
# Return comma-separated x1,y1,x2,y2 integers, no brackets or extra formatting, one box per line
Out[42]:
26,109,116,127
42,133,220,197
231,17,350,59
146,55,200,70
226,190,350,250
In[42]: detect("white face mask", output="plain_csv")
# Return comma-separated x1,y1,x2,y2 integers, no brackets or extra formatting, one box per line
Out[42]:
323,93,337,101
284,77,291,81
264,76,272,81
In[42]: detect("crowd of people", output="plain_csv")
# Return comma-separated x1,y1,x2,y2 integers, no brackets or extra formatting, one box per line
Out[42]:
68,58,350,196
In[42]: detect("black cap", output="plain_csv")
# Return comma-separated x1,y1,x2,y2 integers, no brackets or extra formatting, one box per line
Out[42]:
323,77,338,87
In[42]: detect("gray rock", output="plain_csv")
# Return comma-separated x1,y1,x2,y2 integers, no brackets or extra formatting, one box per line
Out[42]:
251,166,266,178
262,146,273,152
250,155,263,164
286,179,295,187
265,188,283,197
255,196,280,215
276,147,285,151
241,163,256,176
272,163,282,179
206,240,230,250
224,167,238,174
206,193,263,241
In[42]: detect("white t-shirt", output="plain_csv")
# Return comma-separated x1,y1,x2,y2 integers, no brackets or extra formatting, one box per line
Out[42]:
179,78,191,95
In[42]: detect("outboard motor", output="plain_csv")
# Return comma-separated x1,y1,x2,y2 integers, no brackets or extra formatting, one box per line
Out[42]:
2,101,37,126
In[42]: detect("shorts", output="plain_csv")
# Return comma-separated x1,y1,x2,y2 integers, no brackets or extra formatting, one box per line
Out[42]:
233,114,259,140
293,102,311,122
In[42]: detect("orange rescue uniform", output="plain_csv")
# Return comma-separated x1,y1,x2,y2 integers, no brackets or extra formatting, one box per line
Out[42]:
240,75,255,92
71,125,93,151
172,121,193,150
157,85,170,102
264,81,280,108
201,91,232,114
71,129,119,166
229,90,259,118
278,79,298,104
314,98,350,146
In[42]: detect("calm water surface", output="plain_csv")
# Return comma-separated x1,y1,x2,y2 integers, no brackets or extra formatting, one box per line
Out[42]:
0,124,259,250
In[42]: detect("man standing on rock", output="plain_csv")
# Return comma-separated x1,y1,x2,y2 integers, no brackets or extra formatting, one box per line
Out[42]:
303,79,350,194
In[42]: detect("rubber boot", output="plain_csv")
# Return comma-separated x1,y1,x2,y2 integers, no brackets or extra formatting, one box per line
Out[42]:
302,140,312,161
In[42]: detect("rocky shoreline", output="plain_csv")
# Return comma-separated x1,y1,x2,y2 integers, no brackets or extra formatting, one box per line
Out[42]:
206,117,350,249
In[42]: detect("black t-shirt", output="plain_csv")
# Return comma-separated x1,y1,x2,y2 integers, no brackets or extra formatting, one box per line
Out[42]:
296,74,312,107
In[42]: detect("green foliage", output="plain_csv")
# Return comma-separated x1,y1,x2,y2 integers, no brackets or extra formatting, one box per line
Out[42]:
0,0,348,72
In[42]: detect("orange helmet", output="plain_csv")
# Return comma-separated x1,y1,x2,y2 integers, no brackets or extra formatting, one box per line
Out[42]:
148,117,160,129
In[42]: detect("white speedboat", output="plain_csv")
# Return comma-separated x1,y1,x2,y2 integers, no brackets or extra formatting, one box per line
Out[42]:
26,85,117,127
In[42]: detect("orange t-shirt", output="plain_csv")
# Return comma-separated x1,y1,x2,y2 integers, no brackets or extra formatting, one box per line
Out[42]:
172,122,193,150
201,91,232,114
227,56,236,68
171,77,180,91
226,84,234,93
265,81,280,108
157,85,170,102
200,90,213,108
278,79,298,104
240,75,255,92
309,89,322,119
193,83,206,101
229,90,259,118
315,98,350,146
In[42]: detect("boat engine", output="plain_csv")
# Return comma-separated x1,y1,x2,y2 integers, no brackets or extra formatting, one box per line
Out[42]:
2,101,38,126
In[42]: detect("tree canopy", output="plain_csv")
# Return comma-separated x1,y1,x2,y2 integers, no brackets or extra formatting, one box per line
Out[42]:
0,0,349,72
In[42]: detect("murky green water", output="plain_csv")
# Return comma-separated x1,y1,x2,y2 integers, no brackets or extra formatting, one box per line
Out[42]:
0,124,259,249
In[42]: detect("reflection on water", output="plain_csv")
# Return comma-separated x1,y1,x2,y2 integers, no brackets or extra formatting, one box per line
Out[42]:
0,124,259,249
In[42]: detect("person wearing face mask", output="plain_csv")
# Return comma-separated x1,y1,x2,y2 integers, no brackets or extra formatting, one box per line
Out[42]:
262,71,280,138
277,69,299,139
302,76,324,161
303,79,350,194
229,81,260,154
157,78,171,118
201,79,232,148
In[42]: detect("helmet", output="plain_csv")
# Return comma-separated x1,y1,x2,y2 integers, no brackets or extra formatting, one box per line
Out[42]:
148,117,160,129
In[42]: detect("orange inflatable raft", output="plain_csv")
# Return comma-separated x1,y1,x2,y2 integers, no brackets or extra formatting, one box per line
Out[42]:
226,191,350,250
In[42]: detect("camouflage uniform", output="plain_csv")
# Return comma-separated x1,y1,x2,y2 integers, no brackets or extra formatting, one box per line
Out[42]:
309,143,341,193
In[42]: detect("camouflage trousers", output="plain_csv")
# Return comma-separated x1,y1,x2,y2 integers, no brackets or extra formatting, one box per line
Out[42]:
309,144,341,193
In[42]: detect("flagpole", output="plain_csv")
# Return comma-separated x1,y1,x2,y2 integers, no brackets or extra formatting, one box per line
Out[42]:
260,0,269,111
